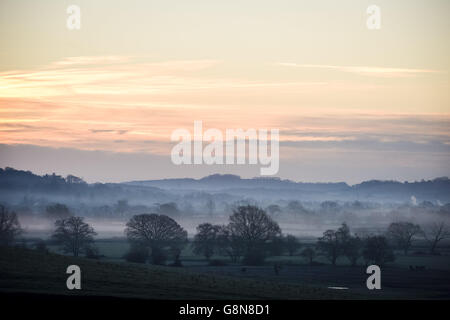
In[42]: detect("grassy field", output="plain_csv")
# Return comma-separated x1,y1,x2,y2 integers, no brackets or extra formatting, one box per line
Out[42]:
0,246,348,300
4,238,450,300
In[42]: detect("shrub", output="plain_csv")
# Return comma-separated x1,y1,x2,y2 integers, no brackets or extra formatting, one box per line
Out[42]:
150,246,167,265
123,245,149,263
85,246,101,259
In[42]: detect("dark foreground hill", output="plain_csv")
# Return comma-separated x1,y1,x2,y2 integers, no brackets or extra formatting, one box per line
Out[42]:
0,246,345,300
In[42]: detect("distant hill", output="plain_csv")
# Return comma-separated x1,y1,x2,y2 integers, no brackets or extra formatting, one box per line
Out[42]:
126,174,349,191
0,167,171,205
124,173,450,202
1,167,449,203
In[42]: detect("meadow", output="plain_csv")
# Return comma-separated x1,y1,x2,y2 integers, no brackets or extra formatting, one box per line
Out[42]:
0,245,345,300
11,236,449,300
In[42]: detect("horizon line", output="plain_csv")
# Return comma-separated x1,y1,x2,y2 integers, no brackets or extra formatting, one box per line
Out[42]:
2,166,448,187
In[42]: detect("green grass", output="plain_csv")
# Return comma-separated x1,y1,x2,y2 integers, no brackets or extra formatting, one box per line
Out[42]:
0,246,347,300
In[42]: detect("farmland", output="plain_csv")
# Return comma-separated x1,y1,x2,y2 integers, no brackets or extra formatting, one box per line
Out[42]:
4,236,449,300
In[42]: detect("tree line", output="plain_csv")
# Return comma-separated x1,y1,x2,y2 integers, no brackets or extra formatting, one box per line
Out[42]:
1,204,449,267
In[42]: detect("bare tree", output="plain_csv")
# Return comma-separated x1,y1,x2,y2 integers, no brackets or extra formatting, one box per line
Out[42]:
52,216,96,257
228,205,281,265
229,205,281,245
317,229,341,265
336,224,363,266
422,222,450,254
301,247,316,265
316,223,349,266
193,223,221,260
0,205,22,246
386,222,422,255
125,214,187,265
363,235,395,267
216,225,244,263
343,236,363,266
284,234,302,256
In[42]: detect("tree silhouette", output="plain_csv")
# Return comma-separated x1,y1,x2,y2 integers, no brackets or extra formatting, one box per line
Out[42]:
317,230,341,265
193,223,221,260
284,234,302,256
423,222,450,254
343,235,363,266
125,214,187,265
0,205,22,246
215,225,244,263
387,222,421,255
317,223,350,266
228,205,281,265
52,216,96,257
363,235,395,267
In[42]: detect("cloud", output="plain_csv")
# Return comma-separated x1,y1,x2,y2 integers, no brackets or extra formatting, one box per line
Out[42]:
51,56,132,66
0,56,449,157
277,63,443,78
0,57,330,99
0,57,224,98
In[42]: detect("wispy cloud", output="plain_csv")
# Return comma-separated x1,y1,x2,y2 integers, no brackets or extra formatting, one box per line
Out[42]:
0,57,329,99
0,56,449,156
51,56,133,66
0,56,331,152
0,57,223,98
277,63,443,78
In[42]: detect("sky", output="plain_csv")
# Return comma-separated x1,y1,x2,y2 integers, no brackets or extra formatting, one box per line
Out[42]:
0,0,449,183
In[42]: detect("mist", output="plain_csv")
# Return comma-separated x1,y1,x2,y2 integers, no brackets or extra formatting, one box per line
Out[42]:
2,167,449,240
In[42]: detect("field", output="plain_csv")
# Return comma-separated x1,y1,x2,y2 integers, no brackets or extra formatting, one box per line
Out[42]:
3,237,449,300
0,246,346,300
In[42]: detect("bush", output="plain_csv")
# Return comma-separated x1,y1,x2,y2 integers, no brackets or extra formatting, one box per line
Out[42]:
123,245,149,263
363,235,395,267
85,246,101,259
242,250,266,266
150,247,167,265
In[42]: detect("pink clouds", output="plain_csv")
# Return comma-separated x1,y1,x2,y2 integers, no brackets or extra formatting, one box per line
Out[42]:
0,56,449,156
